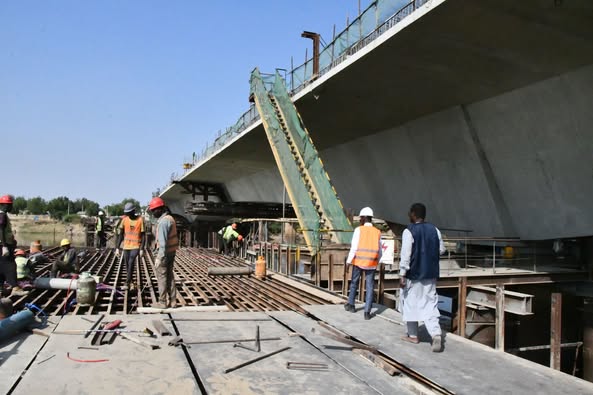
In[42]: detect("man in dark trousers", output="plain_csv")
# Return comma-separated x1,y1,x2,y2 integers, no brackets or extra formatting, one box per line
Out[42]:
399,203,446,352
0,195,26,296
148,197,178,309
115,203,145,291
343,207,382,320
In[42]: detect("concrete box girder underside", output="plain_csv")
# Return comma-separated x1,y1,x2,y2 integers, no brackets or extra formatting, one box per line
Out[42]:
162,0,593,239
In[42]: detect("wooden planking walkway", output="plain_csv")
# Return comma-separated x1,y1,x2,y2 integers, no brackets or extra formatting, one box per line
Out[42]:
9,315,199,394
0,318,58,395
269,310,417,394
172,311,385,395
304,304,593,395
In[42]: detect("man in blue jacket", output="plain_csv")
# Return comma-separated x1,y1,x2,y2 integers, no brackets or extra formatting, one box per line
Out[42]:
399,203,446,352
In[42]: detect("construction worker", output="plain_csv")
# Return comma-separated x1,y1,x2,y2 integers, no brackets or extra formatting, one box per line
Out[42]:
220,223,242,256
344,207,382,320
399,203,446,352
95,210,107,248
14,249,34,291
148,197,178,308
29,240,49,267
115,203,145,291
51,239,80,278
0,195,26,296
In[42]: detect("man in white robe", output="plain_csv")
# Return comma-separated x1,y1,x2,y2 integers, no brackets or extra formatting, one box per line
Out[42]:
399,203,446,352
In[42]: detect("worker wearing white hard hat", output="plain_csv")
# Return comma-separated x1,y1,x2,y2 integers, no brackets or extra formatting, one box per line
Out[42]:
344,207,382,320
95,210,107,248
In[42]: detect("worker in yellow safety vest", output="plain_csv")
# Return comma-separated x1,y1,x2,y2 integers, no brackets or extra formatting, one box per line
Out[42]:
343,207,383,320
148,197,178,309
218,223,243,256
95,210,107,248
115,203,145,291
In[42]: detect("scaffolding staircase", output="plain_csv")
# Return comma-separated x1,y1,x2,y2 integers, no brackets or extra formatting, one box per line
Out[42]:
250,68,352,254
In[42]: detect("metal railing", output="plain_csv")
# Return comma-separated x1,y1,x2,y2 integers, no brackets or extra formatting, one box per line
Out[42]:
162,0,431,194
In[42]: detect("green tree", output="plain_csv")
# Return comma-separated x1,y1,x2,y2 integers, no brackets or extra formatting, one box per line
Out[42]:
12,196,27,214
26,196,47,215
71,198,100,216
47,196,71,219
106,198,141,216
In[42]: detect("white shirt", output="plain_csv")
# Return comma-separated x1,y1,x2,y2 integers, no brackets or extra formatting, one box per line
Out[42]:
399,222,445,276
346,222,383,264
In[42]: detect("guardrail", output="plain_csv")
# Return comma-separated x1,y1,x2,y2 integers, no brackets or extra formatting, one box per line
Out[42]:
162,0,431,194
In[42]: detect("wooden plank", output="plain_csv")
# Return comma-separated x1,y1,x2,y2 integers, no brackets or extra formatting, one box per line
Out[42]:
174,311,376,394
268,273,345,304
269,310,417,394
550,292,562,370
302,304,593,395
458,276,467,337
10,315,199,394
495,284,505,351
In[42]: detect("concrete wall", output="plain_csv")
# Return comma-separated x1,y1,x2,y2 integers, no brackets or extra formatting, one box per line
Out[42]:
177,65,593,240
225,166,284,202
321,64,593,239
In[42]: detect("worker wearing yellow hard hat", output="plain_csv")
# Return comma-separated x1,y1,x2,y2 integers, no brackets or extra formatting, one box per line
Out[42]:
51,238,80,278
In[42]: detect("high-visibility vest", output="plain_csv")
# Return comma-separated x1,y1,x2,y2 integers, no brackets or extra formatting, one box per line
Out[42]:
352,226,381,268
16,256,31,279
0,212,15,246
122,216,144,250
223,225,239,241
157,215,178,253
96,217,104,232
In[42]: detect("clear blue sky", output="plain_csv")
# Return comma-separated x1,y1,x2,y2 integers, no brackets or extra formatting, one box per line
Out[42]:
1,0,371,207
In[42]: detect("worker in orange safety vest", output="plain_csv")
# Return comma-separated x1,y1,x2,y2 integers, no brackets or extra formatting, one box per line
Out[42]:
115,202,145,291
343,207,383,320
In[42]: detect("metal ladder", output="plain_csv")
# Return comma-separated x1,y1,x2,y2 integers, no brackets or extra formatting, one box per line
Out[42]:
250,68,352,253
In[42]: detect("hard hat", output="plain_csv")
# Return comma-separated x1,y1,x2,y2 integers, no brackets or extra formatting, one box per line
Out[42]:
60,238,71,247
98,210,105,216
15,249,26,257
238,235,243,241
359,207,374,217
0,195,13,204
148,197,165,211
123,202,135,213
232,223,237,229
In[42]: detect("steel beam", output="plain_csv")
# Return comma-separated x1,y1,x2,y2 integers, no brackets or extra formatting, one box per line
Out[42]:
466,285,533,315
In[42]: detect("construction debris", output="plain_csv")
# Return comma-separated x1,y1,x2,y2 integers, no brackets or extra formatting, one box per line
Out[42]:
224,346,291,374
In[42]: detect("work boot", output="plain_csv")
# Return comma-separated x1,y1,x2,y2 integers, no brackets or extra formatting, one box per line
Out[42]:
401,335,420,344
364,312,372,320
121,284,129,291
151,302,167,309
343,303,355,313
432,335,443,352
10,286,29,297
129,282,136,291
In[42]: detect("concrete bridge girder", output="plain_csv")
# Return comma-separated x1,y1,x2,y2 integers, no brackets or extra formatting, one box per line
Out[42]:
161,0,593,240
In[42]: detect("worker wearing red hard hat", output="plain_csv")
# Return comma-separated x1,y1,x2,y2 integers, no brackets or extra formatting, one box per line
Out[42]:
148,196,178,309
0,195,26,296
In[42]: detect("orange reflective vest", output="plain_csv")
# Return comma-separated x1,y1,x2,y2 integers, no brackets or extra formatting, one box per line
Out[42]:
122,216,144,250
352,226,381,268
157,215,179,254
